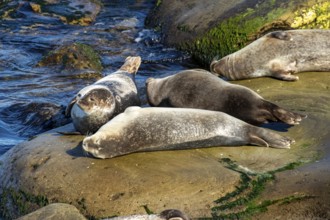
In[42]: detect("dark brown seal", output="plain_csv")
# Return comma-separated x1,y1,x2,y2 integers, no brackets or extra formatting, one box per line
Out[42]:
65,56,141,134
83,107,294,159
210,29,330,81
146,69,305,126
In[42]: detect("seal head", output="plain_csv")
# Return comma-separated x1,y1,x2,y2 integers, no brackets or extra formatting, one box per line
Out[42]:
65,56,141,134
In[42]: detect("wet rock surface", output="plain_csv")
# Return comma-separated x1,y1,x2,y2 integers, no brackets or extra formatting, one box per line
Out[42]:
1,72,330,219
1,0,102,26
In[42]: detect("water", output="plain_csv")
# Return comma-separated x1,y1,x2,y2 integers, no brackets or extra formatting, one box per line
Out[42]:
0,0,196,156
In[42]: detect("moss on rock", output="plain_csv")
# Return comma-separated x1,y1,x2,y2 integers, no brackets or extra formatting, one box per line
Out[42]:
0,188,49,219
37,42,103,74
178,1,291,66
210,158,312,219
291,2,330,29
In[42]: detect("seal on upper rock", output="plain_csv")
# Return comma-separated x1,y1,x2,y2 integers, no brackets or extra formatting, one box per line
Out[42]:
146,69,305,126
210,29,330,81
83,106,294,159
65,56,141,134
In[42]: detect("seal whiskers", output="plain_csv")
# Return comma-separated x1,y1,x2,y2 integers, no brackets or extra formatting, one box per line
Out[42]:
65,56,141,134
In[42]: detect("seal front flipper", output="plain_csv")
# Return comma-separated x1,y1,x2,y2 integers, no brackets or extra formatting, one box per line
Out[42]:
269,59,299,81
268,31,292,41
57,131,82,135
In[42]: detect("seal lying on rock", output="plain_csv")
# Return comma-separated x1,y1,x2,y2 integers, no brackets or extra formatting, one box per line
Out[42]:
83,106,294,159
65,56,141,134
210,29,330,81
105,209,189,220
146,69,305,126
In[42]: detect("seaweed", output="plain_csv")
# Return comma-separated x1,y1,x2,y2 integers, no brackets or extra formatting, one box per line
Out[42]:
207,158,313,219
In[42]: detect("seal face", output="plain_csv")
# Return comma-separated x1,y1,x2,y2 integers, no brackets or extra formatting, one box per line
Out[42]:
210,29,330,81
66,56,141,134
83,107,294,159
146,69,306,126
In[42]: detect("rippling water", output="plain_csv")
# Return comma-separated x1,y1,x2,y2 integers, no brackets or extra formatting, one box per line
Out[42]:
0,0,196,155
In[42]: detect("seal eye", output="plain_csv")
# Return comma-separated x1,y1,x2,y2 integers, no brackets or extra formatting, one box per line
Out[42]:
77,94,82,98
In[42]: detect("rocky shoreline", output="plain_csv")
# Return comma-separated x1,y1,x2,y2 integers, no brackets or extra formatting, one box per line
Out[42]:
1,0,330,219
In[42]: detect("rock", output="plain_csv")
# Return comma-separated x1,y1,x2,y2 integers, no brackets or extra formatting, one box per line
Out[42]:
1,72,330,219
16,203,87,220
37,42,103,77
0,0,102,26
0,123,240,219
146,0,330,65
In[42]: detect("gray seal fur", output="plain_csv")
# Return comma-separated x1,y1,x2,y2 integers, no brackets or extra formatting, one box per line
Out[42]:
83,106,294,159
210,29,330,81
66,56,141,134
146,69,305,126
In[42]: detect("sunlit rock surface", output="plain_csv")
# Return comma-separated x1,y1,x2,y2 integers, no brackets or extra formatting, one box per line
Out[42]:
1,72,330,219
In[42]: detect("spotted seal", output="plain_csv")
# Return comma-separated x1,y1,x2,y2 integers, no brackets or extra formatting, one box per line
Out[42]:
210,29,330,81
83,106,294,159
146,69,305,126
65,56,141,134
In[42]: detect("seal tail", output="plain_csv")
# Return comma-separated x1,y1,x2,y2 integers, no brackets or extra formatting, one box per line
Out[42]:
249,127,294,149
119,56,142,74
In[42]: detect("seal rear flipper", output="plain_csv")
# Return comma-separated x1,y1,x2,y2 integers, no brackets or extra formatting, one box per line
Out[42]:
119,56,142,74
272,107,307,125
65,96,77,117
249,129,293,149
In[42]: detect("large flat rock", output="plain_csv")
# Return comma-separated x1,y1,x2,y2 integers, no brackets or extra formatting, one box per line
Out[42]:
1,72,330,219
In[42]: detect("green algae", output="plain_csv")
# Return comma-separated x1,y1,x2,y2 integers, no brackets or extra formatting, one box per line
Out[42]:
180,1,291,66
37,42,103,73
291,2,330,29
0,188,49,219
208,158,313,219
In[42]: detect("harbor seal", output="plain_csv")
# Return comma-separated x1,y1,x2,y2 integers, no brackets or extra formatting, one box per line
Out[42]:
210,29,330,81
83,106,294,159
65,56,141,134
146,69,305,126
